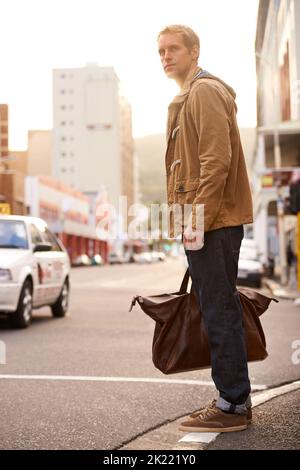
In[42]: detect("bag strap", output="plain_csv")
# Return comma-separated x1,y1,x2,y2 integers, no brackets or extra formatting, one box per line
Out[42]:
179,268,190,293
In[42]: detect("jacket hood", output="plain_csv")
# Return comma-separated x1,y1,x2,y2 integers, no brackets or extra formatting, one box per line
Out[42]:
192,69,236,100
172,67,237,107
168,67,238,136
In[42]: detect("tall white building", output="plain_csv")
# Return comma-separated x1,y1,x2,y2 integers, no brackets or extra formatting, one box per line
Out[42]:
53,64,135,214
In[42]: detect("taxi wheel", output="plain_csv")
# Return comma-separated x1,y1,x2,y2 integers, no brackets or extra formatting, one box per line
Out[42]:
51,279,69,318
11,280,33,329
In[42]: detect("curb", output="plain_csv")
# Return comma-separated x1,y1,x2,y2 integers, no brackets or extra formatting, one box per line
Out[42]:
262,278,299,300
119,380,300,451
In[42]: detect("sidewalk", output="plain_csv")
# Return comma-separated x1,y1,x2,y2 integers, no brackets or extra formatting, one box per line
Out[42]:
120,382,300,451
262,277,300,301
207,388,300,450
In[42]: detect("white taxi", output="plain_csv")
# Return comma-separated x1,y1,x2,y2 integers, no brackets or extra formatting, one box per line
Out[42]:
0,215,70,328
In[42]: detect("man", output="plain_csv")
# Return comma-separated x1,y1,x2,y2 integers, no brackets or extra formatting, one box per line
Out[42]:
158,25,253,433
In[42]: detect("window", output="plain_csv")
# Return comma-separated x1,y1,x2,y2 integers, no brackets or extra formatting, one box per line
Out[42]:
60,105,66,110
42,228,62,252
61,152,66,157
0,220,28,249
61,121,66,126
60,90,66,94
30,224,43,245
61,136,66,142
60,74,66,79
61,168,66,173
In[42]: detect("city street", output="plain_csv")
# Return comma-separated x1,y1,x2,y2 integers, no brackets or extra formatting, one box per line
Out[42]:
0,257,299,450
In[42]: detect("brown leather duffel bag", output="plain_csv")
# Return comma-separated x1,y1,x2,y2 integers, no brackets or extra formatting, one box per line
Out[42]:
129,268,278,375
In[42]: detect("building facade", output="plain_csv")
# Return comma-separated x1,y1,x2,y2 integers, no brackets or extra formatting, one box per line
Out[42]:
0,104,8,160
25,175,108,264
27,130,53,177
253,0,300,275
0,104,27,215
53,64,136,221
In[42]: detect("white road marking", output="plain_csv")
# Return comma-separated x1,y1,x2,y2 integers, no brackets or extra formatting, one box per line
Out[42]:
0,374,266,390
179,432,219,444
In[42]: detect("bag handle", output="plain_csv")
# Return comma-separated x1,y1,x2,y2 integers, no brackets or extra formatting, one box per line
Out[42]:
179,268,190,293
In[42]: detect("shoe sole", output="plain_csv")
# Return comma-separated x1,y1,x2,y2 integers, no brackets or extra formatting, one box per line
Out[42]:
189,418,252,425
179,424,247,433
190,412,252,425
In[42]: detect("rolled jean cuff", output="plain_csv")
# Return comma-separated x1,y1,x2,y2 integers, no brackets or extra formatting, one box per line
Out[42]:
216,396,251,415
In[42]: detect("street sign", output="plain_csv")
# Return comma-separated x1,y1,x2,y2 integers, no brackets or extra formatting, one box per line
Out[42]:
261,170,293,188
261,174,273,188
0,203,10,215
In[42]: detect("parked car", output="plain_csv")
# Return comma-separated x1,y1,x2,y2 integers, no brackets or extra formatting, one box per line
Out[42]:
151,251,166,262
0,215,70,328
108,252,125,265
72,254,92,267
132,252,153,264
91,254,104,266
237,239,263,288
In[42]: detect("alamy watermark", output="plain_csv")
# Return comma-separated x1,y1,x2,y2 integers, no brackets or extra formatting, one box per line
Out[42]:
291,340,300,365
0,340,6,364
95,197,204,241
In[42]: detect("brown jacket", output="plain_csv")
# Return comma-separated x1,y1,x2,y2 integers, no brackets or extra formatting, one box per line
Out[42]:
165,68,253,238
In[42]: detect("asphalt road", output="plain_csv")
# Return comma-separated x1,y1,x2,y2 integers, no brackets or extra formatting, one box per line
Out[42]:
0,257,299,449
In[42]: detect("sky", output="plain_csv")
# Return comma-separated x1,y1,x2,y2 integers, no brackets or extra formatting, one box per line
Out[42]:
1,0,259,150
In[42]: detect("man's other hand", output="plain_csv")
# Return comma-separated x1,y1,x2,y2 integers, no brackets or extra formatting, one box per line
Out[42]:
183,225,204,251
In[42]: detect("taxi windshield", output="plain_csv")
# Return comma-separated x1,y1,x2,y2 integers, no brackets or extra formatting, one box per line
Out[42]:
0,220,28,249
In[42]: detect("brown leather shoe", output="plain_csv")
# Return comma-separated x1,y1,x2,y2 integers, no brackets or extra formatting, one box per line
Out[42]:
189,399,252,424
179,401,247,433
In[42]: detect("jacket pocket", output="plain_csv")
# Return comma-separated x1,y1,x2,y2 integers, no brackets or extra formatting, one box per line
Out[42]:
175,180,199,204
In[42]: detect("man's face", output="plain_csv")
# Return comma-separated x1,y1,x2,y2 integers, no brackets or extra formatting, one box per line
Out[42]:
158,33,197,82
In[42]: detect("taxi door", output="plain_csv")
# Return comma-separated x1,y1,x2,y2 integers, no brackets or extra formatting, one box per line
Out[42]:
41,228,67,303
29,223,54,306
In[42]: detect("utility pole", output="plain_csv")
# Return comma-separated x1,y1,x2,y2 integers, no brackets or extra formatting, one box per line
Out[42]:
274,132,287,285
272,2,288,286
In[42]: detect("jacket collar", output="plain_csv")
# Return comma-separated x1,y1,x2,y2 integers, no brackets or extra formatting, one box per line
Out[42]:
166,67,209,138
168,66,209,107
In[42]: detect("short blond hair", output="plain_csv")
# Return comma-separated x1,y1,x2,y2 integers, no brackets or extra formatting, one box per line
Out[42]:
158,24,200,54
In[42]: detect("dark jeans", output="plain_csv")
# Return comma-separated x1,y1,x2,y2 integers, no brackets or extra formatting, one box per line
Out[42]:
184,225,251,411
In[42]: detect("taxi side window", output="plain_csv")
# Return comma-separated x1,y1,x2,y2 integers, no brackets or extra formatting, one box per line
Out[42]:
43,228,62,252
30,224,43,245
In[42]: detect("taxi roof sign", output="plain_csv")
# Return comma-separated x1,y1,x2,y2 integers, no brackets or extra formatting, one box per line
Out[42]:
0,203,11,215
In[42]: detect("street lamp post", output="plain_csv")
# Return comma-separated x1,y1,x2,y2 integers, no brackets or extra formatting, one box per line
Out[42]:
274,132,288,285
